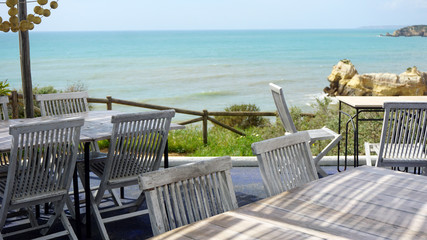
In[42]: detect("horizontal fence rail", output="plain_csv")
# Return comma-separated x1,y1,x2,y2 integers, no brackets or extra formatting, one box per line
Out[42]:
8,91,315,144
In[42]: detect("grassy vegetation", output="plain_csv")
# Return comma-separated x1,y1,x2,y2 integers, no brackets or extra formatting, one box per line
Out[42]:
168,98,383,157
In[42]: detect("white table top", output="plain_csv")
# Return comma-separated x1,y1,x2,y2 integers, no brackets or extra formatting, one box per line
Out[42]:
336,96,427,108
0,110,184,152
152,166,427,239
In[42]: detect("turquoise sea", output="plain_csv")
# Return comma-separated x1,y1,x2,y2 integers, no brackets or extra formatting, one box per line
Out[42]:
1,29,427,117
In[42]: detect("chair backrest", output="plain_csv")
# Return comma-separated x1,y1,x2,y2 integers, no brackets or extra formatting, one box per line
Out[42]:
1,118,83,210
252,131,318,197
0,96,9,121
269,83,298,133
102,110,175,183
139,156,238,236
35,92,89,117
377,102,427,167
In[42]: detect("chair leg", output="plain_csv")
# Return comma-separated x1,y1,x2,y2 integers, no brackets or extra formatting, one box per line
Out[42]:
109,189,123,206
65,194,77,219
313,133,342,177
364,142,373,166
128,192,146,212
26,207,39,227
90,192,110,240
60,212,78,240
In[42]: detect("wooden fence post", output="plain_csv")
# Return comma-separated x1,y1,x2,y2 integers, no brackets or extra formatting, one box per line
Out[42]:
107,96,112,110
203,109,208,145
11,91,18,119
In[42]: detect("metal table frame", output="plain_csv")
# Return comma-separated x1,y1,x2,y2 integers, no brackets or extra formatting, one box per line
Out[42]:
336,96,427,171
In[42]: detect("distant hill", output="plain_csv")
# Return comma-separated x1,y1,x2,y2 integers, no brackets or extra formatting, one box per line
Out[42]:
382,25,427,37
358,25,404,30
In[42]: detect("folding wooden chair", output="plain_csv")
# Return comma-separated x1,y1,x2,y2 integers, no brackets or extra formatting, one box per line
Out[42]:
35,92,103,218
78,110,175,240
376,102,427,174
0,118,84,239
270,83,342,177
139,156,238,236
0,96,10,175
252,131,318,197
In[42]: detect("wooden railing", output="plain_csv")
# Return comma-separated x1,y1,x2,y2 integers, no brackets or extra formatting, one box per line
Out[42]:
88,96,277,144
8,91,281,144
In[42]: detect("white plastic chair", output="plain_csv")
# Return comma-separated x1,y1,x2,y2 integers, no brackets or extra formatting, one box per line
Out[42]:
252,131,318,197
139,156,238,236
0,118,84,239
270,83,342,177
376,102,427,173
79,110,175,240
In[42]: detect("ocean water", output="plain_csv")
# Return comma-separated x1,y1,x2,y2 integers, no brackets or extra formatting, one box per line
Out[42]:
1,29,427,118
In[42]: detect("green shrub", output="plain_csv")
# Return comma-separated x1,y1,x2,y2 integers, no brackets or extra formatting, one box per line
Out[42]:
33,86,58,94
214,104,266,129
0,80,11,96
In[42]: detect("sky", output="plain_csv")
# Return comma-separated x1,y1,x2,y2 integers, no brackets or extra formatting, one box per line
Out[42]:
1,0,427,31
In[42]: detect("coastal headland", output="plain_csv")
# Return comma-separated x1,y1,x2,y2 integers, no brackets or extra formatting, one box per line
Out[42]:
382,25,427,37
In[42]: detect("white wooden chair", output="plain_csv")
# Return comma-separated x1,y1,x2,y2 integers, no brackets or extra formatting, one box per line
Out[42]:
35,92,89,117
0,96,9,121
139,156,238,236
35,92,101,218
252,131,318,197
0,118,84,240
78,110,175,240
0,96,9,174
270,83,342,177
35,92,99,152
375,102,427,174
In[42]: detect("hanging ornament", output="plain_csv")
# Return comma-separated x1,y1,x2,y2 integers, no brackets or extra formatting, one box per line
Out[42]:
0,0,60,32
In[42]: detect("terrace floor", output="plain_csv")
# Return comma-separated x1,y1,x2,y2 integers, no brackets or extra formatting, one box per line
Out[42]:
3,166,344,240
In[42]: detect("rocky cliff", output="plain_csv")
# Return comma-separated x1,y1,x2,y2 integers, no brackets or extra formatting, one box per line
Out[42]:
324,60,427,96
383,25,427,37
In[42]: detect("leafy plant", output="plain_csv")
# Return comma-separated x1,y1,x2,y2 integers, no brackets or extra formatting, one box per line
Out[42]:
0,80,11,96
214,104,267,130
65,81,87,92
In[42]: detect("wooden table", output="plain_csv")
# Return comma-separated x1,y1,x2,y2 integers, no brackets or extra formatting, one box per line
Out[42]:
0,110,184,238
152,166,427,239
336,96,427,169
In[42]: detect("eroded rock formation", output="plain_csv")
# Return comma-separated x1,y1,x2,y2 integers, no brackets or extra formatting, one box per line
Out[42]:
324,60,427,96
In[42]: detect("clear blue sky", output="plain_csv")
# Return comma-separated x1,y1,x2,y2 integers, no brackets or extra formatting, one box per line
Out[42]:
2,0,427,31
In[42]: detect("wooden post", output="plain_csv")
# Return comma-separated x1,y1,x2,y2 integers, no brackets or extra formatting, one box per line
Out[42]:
203,110,208,145
107,96,112,110
11,91,18,119
18,1,34,118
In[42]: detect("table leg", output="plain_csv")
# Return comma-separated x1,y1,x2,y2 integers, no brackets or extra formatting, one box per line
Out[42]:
164,141,169,168
355,109,359,167
73,169,81,239
84,142,92,238
337,101,342,172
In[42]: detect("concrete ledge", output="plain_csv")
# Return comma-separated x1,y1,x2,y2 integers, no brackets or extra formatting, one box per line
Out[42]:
163,156,377,167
